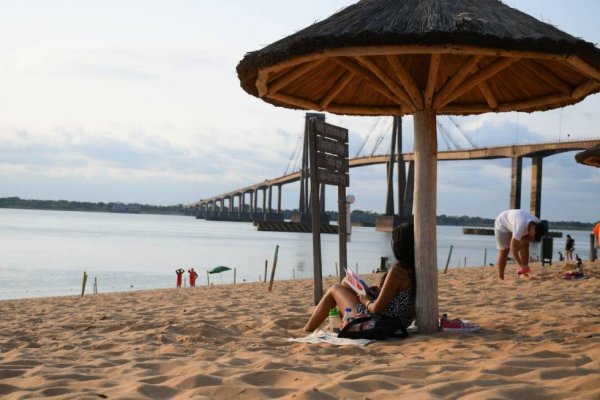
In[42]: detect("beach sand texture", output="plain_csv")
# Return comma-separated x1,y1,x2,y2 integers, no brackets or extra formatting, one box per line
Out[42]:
1,262,599,399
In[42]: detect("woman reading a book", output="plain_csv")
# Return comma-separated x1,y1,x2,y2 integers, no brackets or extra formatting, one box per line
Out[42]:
303,223,416,332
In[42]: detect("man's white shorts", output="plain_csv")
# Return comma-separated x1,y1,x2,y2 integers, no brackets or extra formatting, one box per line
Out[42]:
494,229,511,250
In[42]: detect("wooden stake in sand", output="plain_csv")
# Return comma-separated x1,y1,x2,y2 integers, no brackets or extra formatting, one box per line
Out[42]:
443,245,454,274
264,260,268,283
484,248,488,266
81,272,88,297
268,245,279,292
234,268,237,285
206,271,210,287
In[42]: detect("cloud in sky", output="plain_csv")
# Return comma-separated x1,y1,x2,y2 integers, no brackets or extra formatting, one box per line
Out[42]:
0,0,599,222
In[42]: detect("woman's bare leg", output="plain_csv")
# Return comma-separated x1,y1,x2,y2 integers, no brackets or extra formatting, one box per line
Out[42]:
303,285,358,332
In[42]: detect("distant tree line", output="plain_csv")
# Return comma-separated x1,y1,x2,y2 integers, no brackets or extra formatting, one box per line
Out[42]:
0,197,184,215
0,197,594,229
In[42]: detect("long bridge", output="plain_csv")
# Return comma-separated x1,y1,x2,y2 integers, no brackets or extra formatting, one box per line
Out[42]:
186,126,599,228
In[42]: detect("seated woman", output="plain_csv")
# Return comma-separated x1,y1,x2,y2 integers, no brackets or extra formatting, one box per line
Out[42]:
303,223,416,332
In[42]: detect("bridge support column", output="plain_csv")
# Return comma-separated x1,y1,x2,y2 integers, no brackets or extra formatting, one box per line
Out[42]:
277,185,282,214
530,156,543,218
268,186,273,213
377,116,412,231
510,156,522,210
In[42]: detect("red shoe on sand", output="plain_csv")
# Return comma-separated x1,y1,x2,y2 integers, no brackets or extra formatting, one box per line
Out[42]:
440,314,480,333
517,266,532,275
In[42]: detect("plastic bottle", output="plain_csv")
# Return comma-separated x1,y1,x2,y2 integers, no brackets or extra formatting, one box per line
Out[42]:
341,307,354,329
328,308,341,333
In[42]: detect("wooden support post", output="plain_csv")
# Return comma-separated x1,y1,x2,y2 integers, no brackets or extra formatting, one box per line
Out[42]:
413,109,438,334
81,271,88,298
404,161,414,217
308,119,324,305
443,245,454,274
264,260,268,283
206,271,210,287
234,268,236,284
338,184,347,283
484,248,488,266
591,234,597,261
268,245,279,292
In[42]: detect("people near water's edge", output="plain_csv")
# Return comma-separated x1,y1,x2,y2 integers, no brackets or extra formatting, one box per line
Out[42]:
188,268,198,287
494,209,548,279
175,268,185,288
303,223,416,332
594,221,600,255
565,234,575,261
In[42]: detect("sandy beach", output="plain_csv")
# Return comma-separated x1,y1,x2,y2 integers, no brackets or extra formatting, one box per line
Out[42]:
1,261,598,399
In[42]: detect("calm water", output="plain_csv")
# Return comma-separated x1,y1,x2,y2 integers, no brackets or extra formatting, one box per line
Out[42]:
0,209,592,300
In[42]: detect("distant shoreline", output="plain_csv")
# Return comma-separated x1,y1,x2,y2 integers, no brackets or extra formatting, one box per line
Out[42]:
0,196,595,230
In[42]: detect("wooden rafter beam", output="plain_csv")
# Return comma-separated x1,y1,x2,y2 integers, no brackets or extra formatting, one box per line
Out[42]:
520,60,573,94
424,54,441,109
477,80,498,110
436,57,518,110
267,59,326,95
496,93,572,112
319,70,355,109
567,55,600,82
386,55,424,109
333,57,405,107
432,55,483,110
267,92,322,111
327,104,404,115
572,79,600,100
257,45,574,82
440,104,492,114
354,55,415,110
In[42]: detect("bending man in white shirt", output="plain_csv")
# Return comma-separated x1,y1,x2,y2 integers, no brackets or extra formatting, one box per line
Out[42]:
494,209,547,279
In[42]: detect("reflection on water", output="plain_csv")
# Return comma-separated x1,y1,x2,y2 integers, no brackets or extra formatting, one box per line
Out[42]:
0,208,592,300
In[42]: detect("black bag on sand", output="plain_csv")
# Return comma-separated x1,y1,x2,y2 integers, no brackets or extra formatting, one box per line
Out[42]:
338,314,407,340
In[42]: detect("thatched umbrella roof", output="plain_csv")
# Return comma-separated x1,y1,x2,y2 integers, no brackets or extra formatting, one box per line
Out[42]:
236,0,600,334
237,0,600,116
575,144,600,168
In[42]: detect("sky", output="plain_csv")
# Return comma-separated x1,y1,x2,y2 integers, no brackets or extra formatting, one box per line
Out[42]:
0,0,599,222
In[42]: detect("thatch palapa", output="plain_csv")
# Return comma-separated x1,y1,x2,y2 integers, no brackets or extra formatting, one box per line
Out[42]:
575,144,600,168
237,0,600,116
236,0,600,334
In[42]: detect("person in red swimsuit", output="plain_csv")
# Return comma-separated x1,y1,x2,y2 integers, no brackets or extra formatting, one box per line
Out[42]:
175,268,185,288
188,268,198,287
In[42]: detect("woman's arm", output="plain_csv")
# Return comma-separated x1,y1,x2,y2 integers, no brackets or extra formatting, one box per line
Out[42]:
358,266,410,314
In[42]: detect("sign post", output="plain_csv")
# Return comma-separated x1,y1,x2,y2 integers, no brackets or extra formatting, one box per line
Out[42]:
307,116,349,305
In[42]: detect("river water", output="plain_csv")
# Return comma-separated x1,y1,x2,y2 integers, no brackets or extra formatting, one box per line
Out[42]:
0,209,592,300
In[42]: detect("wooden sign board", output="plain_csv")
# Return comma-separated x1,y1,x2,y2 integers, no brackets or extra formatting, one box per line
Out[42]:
318,169,349,187
316,152,348,173
315,121,349,142
316,136,348,158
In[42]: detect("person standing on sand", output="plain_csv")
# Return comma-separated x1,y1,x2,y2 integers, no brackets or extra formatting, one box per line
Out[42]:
175,268,185,288
188,268,198,287
564,235,575,261
494,209,547,279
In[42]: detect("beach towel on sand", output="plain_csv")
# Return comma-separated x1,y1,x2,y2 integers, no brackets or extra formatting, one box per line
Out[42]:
287,329,374,346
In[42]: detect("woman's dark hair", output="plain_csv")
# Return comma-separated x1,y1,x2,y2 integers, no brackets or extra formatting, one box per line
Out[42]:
391,223,416,297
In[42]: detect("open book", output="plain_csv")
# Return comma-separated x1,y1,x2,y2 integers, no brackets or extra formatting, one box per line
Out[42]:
343,266,378,299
